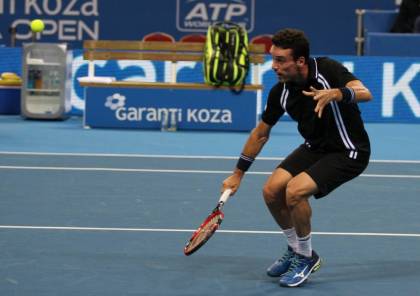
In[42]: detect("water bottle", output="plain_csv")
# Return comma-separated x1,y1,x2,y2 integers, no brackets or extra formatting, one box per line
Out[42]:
27,69,35,89
168,111,178,132
161,112,169,131
43,70,51,90
34,70,43,89
55,71,61,89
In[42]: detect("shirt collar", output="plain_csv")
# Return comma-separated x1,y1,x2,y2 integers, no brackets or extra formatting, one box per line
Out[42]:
307,57,317,83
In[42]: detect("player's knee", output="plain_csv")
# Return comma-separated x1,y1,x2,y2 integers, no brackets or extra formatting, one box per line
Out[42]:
262,184,275,204
262,183,284,205
285,180,305,209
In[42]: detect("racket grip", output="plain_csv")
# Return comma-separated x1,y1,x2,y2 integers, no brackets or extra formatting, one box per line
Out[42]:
219,189,233,204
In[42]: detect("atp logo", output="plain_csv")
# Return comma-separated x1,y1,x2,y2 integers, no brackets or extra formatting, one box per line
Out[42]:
105,93,126,110
176,0,255,32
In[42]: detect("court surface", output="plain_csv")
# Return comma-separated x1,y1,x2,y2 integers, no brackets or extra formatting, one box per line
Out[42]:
0,116,419,296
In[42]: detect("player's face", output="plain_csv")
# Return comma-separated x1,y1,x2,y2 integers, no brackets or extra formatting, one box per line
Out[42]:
270,46,305,83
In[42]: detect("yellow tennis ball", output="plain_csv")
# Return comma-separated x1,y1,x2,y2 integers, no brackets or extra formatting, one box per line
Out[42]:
30,19,45,33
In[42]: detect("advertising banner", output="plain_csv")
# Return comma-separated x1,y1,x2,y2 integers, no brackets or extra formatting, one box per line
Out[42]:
84,87,258,131
77,53,420,124
0,47,418,124
0,0,396,55
335,56,420,123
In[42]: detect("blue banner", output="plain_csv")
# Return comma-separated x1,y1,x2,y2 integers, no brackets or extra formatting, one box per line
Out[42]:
84,87,258,131
77,54,420,124
338,56,420,123
0,47,419,123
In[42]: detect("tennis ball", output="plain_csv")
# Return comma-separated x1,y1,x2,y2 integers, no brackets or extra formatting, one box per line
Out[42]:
30,19,45,33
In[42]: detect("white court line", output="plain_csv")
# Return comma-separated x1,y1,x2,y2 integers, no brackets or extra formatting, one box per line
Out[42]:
0,151,241,160
0,165,420,178
0,225,419,238
0,151,420,164
0,165,419,178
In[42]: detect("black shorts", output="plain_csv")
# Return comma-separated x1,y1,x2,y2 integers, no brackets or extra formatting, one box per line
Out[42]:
278,145,370,199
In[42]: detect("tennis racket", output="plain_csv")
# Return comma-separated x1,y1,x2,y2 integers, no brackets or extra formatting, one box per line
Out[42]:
184,189,233,256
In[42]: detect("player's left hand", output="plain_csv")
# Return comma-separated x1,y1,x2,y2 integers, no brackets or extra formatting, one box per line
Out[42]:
302,86,340,118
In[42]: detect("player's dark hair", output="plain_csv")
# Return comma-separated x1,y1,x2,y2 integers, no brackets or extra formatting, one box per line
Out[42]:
271,28,310,63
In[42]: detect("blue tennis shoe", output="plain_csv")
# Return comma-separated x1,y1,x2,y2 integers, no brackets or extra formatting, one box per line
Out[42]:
278,250,321,287
266,245,295,277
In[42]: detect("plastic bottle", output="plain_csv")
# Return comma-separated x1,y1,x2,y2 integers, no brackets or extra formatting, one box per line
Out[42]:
168,111,178,132
53,70,60,89
34,70,43,89
161,112,169,131
43,70,51,90
27,69,35,89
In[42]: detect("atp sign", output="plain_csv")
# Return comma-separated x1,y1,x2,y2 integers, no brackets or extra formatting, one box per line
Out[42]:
176,0,255,32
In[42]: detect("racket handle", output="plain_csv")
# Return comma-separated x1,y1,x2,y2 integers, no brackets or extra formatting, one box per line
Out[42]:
219,189,233,204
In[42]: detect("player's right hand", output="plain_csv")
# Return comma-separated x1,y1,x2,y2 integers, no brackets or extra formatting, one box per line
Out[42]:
221,169,244,195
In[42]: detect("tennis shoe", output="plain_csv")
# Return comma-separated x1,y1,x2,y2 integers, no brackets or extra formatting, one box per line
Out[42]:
266,245,295,277
279,250,321,287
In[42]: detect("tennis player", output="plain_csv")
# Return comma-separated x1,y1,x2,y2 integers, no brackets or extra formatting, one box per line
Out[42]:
222,28,372,287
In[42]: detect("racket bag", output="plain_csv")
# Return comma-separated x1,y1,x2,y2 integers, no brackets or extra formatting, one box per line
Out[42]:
203,22,250,92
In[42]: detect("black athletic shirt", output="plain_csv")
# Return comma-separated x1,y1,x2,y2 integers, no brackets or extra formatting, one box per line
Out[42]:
262,57,370,159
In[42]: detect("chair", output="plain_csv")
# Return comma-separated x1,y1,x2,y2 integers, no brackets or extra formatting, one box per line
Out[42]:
355,9,398,55
250,35,272,54
142,32,175,42
179,34,206,43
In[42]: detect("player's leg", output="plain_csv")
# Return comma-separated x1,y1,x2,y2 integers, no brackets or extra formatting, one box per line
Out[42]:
278,172,326,287
278,172,321,287
279,151,369,287
263,145,322,232
263,168,297,277
264,146,322,277
285,172,318,250
264,172,322,279
262,167,293,230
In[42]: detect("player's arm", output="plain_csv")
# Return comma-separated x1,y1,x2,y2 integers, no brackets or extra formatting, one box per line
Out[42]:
240,120,272,160
342,80,372,102
303,80,372,118
222,121,272,194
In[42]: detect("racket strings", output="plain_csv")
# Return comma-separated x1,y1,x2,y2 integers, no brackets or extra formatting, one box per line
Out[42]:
187,213,222,251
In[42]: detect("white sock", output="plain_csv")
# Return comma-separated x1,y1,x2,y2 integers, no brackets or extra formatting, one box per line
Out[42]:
282,227,297,251
297,233,312,257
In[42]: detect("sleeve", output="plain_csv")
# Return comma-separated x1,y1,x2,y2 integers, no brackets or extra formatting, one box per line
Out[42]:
261,83,285,126
320,58,358,88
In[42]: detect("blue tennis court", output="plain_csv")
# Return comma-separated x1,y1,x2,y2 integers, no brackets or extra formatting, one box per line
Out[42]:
0,115,419,295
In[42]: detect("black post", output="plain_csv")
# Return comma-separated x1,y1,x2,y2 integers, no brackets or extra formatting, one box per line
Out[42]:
8,26,17,47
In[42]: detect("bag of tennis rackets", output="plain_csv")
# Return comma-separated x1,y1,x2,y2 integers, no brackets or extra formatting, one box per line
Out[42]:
203,22,249,93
